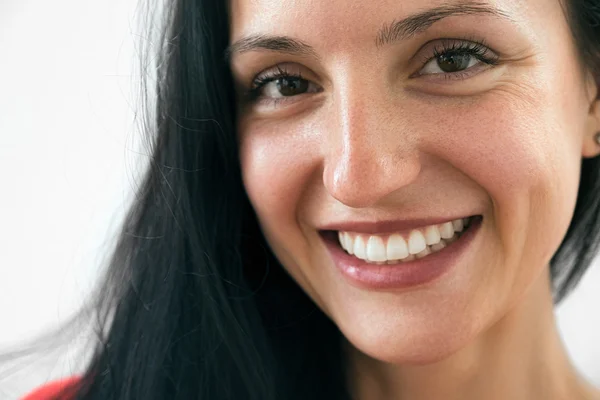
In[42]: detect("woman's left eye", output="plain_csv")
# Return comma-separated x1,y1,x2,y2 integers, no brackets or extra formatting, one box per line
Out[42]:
421,52,480,75
416,40,499,77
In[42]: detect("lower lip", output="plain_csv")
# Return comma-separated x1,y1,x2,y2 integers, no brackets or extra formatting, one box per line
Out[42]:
321,216,483,291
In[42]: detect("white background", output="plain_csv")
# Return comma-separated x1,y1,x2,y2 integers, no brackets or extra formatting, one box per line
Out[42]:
0,1,599,399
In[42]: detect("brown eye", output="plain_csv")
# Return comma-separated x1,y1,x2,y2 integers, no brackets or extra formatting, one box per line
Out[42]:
419,52,480,76
256,75,319,100
276,76,309,96
436,53,472,73
248,65,321,103
416,40,499,78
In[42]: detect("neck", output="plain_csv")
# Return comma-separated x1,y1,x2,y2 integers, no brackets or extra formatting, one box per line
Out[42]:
346,268,599,400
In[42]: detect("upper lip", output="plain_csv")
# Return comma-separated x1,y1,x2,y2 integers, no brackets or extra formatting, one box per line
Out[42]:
318,215,478,235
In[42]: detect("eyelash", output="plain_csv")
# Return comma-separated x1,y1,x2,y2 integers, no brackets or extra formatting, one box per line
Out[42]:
244,38,500,104
419,38,499,78
245,66,306,104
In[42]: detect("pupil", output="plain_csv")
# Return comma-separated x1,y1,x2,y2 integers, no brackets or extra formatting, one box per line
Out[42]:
437,53,471,73
277,77,308,96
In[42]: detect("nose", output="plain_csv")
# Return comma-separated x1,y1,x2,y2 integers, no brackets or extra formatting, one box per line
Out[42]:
322,78,421,209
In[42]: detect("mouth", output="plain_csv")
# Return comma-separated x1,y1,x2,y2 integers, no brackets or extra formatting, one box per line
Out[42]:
320,215,483,290
330,215,476,264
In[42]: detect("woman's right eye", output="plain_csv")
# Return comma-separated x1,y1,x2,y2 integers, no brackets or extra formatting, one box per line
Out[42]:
250,73,320,101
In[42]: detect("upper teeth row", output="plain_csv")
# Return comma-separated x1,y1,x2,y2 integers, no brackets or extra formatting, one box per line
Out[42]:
338,217,470,262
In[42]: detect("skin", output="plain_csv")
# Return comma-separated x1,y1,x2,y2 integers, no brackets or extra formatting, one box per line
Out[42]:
228,0,600,399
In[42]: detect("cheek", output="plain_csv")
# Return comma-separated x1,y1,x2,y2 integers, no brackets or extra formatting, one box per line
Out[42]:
239,125,329,300
240,136,298,213
239,125,320,271
421,86,581,285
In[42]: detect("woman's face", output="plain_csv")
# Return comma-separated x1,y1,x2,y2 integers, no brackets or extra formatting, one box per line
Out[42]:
229,0,600,363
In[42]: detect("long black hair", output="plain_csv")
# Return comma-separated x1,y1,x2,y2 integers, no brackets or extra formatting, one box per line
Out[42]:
49,0,600,398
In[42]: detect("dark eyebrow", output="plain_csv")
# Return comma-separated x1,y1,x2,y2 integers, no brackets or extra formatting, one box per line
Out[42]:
224,1,512,62
375,1,512,47
224,35,319,62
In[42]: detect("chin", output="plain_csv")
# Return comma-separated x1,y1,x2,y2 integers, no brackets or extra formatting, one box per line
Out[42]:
335,306,483,366
347,329,475,365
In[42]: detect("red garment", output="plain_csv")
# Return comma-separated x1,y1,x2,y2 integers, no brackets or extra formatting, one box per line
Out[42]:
21,377,80,400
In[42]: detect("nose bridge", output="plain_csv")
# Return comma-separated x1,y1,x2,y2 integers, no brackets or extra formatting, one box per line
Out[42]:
323,72,421,208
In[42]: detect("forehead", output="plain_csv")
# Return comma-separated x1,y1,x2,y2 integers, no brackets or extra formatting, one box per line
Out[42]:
229,0,534,38
228,0,562,54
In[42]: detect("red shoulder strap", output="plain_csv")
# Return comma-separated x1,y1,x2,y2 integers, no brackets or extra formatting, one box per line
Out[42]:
21,377,80,400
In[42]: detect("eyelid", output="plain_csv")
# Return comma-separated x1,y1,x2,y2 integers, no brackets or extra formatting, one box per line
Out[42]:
243,62,323,104
407,38,500,82
413,37,499,66
245,37,497,84
251,62,319,89
415,61,494,82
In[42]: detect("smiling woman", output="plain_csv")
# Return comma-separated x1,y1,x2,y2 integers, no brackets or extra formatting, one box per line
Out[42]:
21,0,600,399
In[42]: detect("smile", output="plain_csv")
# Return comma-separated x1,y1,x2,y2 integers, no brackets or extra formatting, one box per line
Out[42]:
338,217,472,264
320,215,483,290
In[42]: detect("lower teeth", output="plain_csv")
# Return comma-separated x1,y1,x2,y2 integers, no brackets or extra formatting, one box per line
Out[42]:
375,244,445,265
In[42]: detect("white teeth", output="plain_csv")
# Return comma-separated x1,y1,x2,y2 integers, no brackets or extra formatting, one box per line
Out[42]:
366,236,387,262
452,218,464,233
439,222,455,239
340,231,353,254
345,232,354,255
408,230,427,255
387,234,409,260
415,246,431,259
430,240,447,252
337,216,476,263
424,225,442,245
354,235,367,260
